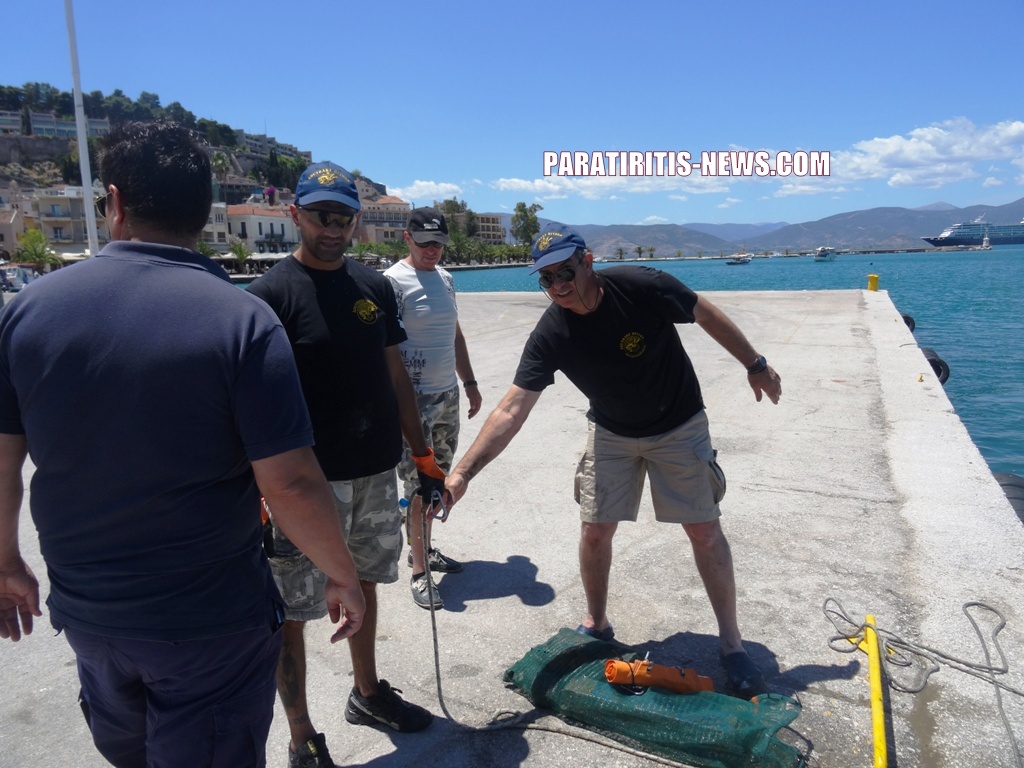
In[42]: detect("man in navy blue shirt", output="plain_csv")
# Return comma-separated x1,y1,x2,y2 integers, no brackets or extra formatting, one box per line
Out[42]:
0,121,365,768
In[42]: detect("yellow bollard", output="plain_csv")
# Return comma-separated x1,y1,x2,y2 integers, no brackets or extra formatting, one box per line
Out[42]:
867,274,879,291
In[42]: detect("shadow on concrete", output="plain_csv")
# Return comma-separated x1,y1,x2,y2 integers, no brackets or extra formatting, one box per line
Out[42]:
628,630,861,697
348,710,536,768
437,555,556,612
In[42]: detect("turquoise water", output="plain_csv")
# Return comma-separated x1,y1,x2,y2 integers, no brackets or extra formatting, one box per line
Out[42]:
451,248,1024,476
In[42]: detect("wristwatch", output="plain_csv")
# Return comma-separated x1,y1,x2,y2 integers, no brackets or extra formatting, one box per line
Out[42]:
746,355,768,375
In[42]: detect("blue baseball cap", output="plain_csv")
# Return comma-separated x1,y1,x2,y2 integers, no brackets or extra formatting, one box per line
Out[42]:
529,223,587,273
294,162,360,211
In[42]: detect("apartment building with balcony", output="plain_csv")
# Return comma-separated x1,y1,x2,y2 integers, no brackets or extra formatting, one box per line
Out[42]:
226,204,297,254
29,186,109,249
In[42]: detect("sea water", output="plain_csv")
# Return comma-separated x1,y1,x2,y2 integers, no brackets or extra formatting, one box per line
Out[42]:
451,248,1024,476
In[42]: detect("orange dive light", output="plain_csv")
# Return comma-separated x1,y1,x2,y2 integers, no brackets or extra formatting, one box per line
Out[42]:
604,659,714,694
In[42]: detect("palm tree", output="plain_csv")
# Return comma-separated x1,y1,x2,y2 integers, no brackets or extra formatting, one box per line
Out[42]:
614,247,625,261
15,229,60,269
210,152,231,183
645,247,656,259
228,239,252,273
633,245,644,259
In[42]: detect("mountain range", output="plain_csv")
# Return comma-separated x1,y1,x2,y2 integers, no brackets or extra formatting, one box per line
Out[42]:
488,197,1024,257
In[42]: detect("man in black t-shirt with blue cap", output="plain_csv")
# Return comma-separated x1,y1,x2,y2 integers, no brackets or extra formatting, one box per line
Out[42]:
446,222,782,699
250,161,444,767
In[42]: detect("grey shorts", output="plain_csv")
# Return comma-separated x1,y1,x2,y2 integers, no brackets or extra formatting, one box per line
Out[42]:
574,410,726,525
269,469,402,621
396,386,460,500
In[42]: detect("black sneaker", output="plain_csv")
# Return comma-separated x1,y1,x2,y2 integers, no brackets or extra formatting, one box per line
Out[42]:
406,547,463,573
344,680,433,732
288,733,335,768
411,572,443,610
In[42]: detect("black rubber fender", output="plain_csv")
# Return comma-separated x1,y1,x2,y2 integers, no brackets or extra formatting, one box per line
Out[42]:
901,314,916,332
920,347,949,384
994,473,1024,525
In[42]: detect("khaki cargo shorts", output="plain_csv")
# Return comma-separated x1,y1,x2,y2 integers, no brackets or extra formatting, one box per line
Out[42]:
396,385,460,501
269,468,402,622
574,410,726,525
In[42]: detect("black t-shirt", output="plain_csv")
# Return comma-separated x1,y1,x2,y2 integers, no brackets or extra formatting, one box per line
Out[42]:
513,266,704,437
248,256,406,480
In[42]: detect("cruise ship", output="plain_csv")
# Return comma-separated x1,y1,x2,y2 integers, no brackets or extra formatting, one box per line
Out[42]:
922,216,1024,247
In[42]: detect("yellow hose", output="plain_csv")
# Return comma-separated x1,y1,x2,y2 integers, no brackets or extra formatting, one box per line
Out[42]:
865,614,887,768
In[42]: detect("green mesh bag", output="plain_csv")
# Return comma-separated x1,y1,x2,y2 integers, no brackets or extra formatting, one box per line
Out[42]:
503,629,803,768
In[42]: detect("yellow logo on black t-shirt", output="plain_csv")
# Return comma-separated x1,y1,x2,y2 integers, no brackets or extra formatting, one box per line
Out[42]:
353,299,379,324
620,332,646,358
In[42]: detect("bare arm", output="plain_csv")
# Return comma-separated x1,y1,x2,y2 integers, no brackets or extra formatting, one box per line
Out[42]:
693,295,782,404
252,446,364,642
386,345,431,456
0,433,40,641
454,321,482,418
446,385,542,503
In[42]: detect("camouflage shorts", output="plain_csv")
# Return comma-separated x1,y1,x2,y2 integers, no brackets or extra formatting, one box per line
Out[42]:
269,468,402,622
396,386,460,500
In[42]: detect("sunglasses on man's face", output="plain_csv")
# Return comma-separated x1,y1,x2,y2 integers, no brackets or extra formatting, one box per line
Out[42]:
415,240,445,251
298,206,356,229
537,256,582,289
95,194,108,219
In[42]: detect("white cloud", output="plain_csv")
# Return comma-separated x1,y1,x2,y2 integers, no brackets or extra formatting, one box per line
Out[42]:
983,177,1004,188
389,180,462,203
833,118,1024,188
490,174,730,202
668,194,688,202
716,197,741,209
637,215,669,225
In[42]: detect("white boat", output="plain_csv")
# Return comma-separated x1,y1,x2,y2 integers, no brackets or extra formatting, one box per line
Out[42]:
725,256,751,265
813,247,837,262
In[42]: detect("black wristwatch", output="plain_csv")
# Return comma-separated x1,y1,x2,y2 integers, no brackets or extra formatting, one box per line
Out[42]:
746,355,768,375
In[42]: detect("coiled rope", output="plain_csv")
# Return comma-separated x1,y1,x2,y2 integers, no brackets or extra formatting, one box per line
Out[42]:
823,597,1023,767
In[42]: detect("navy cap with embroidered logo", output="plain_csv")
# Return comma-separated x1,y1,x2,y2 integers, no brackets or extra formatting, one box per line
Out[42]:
407,207,450,244
295,162,360,211
529,223,587,273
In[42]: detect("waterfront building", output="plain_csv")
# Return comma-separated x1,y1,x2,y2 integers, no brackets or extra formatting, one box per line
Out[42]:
226,203,298,254
202,202,230,250
27,185,108,251
27,111,110,138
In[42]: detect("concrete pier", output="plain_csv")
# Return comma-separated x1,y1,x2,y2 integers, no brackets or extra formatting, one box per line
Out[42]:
2,289,1022,767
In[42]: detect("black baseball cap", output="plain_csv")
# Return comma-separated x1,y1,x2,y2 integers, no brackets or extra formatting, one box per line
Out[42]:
407,207,450,244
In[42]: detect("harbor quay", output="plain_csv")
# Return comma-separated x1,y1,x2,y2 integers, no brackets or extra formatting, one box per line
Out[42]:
2,289,1023,767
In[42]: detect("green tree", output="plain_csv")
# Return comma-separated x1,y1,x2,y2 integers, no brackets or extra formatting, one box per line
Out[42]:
0,85,23,112
162,101,196,128
645,246,656,259
614,247,626,260
103,90,135,124
228,239,252,273
210,151,231,182
633,245,645,259
194,239,218,258
15,229,60,267
510,202,543,245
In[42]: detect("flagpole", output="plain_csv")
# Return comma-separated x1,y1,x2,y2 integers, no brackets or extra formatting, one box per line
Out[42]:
64,0,99,258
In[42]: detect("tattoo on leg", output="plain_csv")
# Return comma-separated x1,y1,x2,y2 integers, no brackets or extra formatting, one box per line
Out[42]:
278,650,301,709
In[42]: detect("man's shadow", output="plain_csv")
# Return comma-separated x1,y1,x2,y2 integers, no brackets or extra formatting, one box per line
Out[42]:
347,709,540,768
436,555,555,612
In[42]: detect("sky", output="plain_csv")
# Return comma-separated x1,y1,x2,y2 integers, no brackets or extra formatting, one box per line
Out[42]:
4,0,1024,227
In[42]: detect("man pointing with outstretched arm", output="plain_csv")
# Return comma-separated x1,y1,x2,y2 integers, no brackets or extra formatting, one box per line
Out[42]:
445,223,781,699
